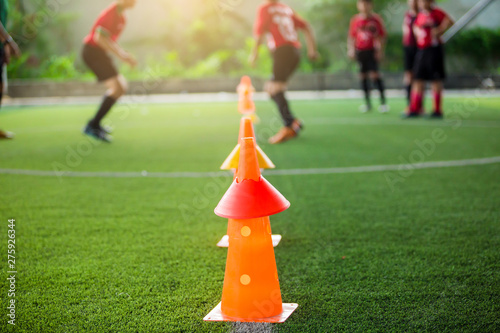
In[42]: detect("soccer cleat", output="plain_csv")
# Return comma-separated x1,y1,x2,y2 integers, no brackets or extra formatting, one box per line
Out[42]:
427,111,443,119
268,126,297,144
0,130,14,139
83,124,112,143
359,104,371,113
378,104,390,113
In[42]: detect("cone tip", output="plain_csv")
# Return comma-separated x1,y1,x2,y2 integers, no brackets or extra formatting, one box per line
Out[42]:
241,75,252,85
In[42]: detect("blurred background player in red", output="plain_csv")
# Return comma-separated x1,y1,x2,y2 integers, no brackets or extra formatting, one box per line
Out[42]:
82,0,137,142
0,0,21,140
406,0,453,119
250,0,318,144
348,0,388,114
402,0,419,114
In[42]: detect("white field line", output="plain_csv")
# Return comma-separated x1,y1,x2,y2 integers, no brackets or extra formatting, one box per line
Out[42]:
10,118,500,135
3,89,500,107
1,156,499,179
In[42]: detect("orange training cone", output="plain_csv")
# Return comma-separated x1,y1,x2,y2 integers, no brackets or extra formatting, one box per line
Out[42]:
237,76,260,124
218,117,280,248
220,116,275,171
204,137,298,323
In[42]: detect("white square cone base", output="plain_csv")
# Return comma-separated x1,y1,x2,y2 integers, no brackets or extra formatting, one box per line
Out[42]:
217,234,282,248
203,302,298,323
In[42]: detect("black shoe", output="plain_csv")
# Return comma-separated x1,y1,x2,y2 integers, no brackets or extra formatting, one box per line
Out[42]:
401,112,421,119
83,123,112,143
427,111,444,119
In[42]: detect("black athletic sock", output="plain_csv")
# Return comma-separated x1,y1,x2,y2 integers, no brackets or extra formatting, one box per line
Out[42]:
375,78,386,105
0,90,3,109
405,84,412,106
361,78,371,108
89,95,117,128
271,92,295,127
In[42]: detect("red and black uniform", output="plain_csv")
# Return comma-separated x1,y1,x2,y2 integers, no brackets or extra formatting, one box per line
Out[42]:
349,13,386,73
413,7,448,81
254,1,307,82
82,3,126,82
403,11,418,72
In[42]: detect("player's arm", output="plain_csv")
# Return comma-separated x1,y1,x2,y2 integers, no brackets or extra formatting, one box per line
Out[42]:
249,33,265,67
302,24,318,61
250,7,268,67
347,18,356,60
375,17,387,61
94,26,136,67
432,13,454,39
0,21,21,63
293,13,318,61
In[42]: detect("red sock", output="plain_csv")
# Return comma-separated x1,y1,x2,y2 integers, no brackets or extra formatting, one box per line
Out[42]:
410,92,422,114
433,91,442,114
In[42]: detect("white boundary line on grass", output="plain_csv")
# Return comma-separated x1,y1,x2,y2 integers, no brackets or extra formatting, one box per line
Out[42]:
1,156,499,179
3,89,500,107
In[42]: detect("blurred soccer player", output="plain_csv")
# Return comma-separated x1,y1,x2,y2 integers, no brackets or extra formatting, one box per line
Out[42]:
406,0,453,118
0,0,21,140
251,0,318,144
348,0,389,114
82,0,137,142
402,0,419,112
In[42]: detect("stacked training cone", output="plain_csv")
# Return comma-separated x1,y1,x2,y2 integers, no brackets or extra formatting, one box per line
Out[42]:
220,116,275,171
218,117,281,248
204,137,298,323
237,76,260,124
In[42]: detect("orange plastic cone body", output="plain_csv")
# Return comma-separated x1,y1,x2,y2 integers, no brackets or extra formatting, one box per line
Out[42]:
214,137,289,320
216,138,288,219
221,216,282,319
237,76,256,115
238,116,255,141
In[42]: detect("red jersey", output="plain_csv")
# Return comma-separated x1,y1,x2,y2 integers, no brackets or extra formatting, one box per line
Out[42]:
402,11,417,47
349,14,386,51
84,3,126,47
254,2,308,50
414,7,448,49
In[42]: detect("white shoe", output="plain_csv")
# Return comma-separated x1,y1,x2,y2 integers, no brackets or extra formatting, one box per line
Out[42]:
379,104,390,113
359,105,371,113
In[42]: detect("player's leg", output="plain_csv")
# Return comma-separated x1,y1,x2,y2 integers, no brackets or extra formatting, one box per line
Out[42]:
267,81,294,128
0,77,10,139
428,45,446,118
357,51,371,112
404,48,427,118
360,72,371,112
370,70,388,113
84,75,127,142
82,44,125,142
88,75,127,129
403,47,415,109
430,80,443,118
406,79,425,118
0,48,14,140
267,46,302,144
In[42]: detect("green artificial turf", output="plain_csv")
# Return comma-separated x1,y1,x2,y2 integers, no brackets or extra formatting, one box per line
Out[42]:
0,96,499,332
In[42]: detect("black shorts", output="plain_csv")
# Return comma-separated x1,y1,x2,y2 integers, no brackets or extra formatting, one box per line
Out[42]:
413,45,446,81
356,49,379,74
82,44,118,82
272,45,300,82
403,46,418,72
